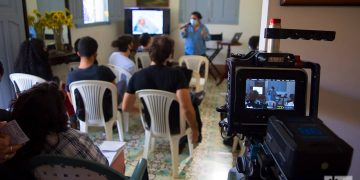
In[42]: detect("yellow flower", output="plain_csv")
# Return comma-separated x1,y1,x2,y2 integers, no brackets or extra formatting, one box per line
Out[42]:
28,9,74,31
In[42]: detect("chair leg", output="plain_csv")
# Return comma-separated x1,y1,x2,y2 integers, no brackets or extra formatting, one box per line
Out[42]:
143,131,151,159
105,121,114,141
116,120,125,142
150,137,155,153
117,111,125,141
186,130,194,156
170,137,180,178
123,112,129,132
79,120,87,133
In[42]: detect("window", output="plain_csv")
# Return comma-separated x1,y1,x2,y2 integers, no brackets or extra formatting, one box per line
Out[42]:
83,0,109,24
69,0,123,27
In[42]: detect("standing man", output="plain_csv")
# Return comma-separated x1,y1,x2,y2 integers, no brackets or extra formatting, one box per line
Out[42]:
180,11,210,56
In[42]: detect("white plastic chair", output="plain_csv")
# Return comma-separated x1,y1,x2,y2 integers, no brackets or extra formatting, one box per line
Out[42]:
134,52,151,70
136,89,193,178
69,80,124,141
9,73,46,93
178,55,209,92
67,62,80,72
106,64,132,132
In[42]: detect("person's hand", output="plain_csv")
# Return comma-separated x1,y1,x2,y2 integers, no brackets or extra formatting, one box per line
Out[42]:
201,29,208,38
0,122,23,163
191,128,199,144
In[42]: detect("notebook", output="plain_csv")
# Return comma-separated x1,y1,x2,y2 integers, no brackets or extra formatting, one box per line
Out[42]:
231,32,242,43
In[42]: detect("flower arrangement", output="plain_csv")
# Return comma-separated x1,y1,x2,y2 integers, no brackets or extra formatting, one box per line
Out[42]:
44,9,73,51
28,9,73,51
44,9,73,30
27,9,47,40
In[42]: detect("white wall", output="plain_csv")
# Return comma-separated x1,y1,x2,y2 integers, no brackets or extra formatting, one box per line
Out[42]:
70,22,122,65
260,1,360,178
169,0,262,64
123,0,262,63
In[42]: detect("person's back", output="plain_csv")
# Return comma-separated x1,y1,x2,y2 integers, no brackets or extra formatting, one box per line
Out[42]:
66,36,116,122
129,65,187,93
1,82,107,180
124,36,199,143
109,35,136,74
14,38,55,81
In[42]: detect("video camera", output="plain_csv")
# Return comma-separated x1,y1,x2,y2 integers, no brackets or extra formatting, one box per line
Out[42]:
218,28,353,179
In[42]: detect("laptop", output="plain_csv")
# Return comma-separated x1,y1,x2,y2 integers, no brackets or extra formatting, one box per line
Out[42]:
231,32,242,43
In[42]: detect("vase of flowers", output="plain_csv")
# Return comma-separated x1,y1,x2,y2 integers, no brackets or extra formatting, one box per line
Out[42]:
45,9,73,51
28,10,47,40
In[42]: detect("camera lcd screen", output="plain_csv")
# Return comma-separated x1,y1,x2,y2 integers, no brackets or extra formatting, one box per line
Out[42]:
245,79,296,110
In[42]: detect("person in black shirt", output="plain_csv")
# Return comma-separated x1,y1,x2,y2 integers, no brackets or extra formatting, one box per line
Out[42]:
66,36,116,122
122,35,199,144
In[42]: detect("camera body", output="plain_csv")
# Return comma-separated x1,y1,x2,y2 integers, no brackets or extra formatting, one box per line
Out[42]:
221,50,353,179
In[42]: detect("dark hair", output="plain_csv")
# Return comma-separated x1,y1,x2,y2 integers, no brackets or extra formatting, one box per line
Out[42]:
248,36,260,50
149,35,174,65
112,35,133,52
78,36,98,57
14,39,54,81
139,33,151,47
7,82,68,168
74,38,81,53
191,11,202,19
0,61,4,77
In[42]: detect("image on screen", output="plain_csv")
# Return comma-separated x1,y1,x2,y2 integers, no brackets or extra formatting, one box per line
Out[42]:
245,79,296,110
132,10,163,35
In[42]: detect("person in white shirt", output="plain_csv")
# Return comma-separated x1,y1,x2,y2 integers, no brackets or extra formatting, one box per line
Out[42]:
109,35,136,74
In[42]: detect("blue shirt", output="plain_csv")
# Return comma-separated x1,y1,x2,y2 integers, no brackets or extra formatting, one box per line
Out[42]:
180,23,210,55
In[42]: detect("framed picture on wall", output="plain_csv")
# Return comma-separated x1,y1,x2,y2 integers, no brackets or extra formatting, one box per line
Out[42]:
281,0,360,6
137,0,169,7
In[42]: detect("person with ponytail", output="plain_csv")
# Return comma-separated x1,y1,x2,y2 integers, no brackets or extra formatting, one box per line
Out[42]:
108,35,136,74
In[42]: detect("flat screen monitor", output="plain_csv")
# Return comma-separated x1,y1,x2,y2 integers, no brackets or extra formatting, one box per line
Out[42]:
232,68,307,125
245,79,296,110
124,8,170,35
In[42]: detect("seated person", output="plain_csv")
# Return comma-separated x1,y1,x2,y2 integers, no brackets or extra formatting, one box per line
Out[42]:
109,35,136,75
122,35,199,144
66,36,116,123
73,38,98,65
0,61,10,120
0,61,23,165
1,82,107,179
14,38,58,83
137,33,153,52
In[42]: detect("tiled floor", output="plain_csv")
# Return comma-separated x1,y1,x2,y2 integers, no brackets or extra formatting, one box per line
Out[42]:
89,77,236,179
123,78,236,180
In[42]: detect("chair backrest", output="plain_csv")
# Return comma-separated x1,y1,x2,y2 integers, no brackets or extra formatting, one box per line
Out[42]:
136,89,186,137
106,64,132,85
69,80,117,126
9,73,46,93
178,55,209,81
134,52,151,70
30,155,127,180
67,62,80,72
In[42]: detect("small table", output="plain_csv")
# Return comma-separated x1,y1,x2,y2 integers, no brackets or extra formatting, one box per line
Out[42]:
48,50,79,65
98,141,127,174
216,41,242,85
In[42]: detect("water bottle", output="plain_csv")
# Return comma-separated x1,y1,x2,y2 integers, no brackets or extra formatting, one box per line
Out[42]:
267,18,281,53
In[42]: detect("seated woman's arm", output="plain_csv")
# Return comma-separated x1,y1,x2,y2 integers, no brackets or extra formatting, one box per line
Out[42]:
176,88,199,144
